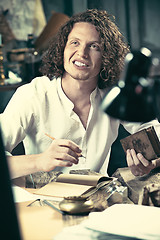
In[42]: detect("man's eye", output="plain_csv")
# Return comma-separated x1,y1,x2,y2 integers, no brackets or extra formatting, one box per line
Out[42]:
71,41,78,45
90,44,100,50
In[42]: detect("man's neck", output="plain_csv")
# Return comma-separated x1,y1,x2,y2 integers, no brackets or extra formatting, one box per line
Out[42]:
61,74,97,104
61,74,97,128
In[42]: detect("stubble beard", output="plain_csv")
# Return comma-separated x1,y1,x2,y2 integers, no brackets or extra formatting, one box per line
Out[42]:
69,71,90,81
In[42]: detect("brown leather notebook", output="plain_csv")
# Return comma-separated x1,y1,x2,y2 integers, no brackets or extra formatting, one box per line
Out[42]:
120,126,160,161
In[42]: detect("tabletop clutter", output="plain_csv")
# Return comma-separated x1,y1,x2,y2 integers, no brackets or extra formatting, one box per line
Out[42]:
24,167,160,215
18,167,160,240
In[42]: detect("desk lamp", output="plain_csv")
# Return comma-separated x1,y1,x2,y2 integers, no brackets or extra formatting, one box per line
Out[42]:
101,47,158,122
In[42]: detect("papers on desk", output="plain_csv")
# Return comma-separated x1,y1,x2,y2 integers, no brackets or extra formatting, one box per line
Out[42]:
86,204,160,239
12,185,62,203
12,185,37,203
54,204,160,240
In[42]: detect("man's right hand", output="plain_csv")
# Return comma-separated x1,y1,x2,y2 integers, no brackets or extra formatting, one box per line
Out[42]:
38,139,82,172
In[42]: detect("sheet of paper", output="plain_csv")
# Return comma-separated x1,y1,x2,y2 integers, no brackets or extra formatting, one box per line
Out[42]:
35,181,92,198
85,204,160,240
54,204,160,240
12,185,37,203
54,224,101,240
12,185,62,203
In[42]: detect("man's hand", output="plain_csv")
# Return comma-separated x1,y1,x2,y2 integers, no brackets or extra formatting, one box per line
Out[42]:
8,139,83,179
126,149,160,176
37,139,82,172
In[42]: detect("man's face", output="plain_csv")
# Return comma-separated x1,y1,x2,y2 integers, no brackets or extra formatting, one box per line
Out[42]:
63,22,102,84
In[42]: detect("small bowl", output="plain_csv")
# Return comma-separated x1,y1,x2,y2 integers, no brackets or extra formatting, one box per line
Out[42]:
59,196,94,214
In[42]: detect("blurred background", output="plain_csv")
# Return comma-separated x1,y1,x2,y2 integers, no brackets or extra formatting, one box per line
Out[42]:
0,0,160,175
1,0,160,56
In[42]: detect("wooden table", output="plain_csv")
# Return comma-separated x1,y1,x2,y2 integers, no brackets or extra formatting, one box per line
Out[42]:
16,200,88,240
16,183,133,240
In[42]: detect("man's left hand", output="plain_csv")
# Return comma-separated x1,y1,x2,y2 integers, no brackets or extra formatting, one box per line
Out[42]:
126,149,160,176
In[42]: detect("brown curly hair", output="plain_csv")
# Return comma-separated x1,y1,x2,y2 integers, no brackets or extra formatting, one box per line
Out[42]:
40,9,130,89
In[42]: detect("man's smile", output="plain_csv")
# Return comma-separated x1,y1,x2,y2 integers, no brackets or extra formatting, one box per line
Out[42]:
73,60,89,67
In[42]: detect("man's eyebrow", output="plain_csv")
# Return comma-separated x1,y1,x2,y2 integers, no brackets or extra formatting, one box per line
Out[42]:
68,37,100,44
68,37,80,41
90,40,101,44
87,40,101,45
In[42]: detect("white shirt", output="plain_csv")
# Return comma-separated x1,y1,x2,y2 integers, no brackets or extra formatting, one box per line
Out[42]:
0,76,160,175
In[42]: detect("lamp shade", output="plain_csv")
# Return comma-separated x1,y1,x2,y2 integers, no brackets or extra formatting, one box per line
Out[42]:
101,48,157,122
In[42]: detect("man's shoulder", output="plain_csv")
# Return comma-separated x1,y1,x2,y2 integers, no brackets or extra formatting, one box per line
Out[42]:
19,76,58,94
30,76,57,90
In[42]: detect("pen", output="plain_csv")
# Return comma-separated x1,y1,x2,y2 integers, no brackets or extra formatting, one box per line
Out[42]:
43,200,65,215
45,133,85,158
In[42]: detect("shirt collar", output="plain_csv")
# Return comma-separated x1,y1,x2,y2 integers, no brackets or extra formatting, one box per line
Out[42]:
57,77,104,114
57,77,74,115
90,86,99,104
90,86,106,107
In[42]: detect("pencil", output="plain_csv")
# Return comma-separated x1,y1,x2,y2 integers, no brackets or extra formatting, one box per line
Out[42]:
45,133,85,158
45,132,55,140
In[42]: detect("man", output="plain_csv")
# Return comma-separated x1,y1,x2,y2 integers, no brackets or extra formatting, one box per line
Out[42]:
0,9,160,182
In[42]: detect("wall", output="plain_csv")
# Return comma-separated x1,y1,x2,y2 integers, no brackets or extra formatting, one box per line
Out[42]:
1,0,160,56
41,0,160,57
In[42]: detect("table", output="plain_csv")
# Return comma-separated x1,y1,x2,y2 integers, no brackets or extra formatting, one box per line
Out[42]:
17,201,63,240
16,200,89,240
16,183,133,240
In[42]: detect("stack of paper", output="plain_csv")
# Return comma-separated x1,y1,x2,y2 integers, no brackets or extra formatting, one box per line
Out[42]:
54,204,160,240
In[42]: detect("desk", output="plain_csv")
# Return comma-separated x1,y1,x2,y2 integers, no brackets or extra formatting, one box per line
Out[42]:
16,200,88,240
14,168,160,239
15,184,133,240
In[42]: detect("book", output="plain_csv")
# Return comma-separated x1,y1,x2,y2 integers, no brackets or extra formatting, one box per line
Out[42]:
34,174,113,198
120,126,160,161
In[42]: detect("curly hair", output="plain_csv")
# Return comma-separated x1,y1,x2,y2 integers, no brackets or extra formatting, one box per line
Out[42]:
40,9,130,89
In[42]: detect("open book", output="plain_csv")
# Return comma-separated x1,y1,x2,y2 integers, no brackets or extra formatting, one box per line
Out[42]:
34,174,112,198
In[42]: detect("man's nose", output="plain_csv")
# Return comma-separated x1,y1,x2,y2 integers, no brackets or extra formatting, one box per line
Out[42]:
77,45,88,58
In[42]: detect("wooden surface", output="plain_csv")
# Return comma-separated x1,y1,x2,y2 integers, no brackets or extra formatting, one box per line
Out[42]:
16,198,89,240
16,201,64,240
16,178,133,240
